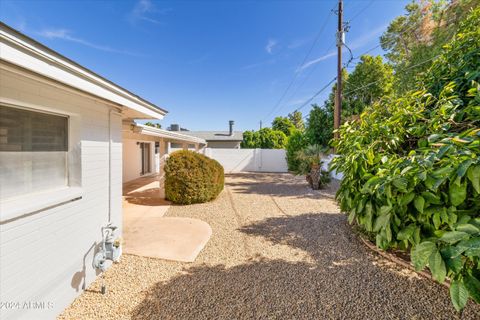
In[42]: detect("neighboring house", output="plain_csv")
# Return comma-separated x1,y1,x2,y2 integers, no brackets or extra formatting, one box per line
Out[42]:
0,22,167,319
179,120,243,149
122,122,206,183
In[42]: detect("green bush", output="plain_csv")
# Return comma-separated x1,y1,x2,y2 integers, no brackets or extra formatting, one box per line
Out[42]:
332,8,480,311
241,128,287,149
286,129,308,172
164,150,224,204
295,144,331,189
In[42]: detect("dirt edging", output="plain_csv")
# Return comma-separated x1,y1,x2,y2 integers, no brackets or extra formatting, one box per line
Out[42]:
358,235,450,288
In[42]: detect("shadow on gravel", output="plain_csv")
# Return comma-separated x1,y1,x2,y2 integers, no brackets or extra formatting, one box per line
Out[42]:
225,173,339,200
131,212,480,320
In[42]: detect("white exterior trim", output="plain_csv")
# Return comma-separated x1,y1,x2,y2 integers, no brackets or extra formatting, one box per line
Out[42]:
134,124,207,145
0,23,167,120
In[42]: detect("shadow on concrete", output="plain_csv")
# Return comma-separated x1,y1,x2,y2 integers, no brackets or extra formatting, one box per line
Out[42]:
131,212,480,319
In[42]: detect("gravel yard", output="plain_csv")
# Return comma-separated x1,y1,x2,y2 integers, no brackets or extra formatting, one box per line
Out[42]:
59,173,480,320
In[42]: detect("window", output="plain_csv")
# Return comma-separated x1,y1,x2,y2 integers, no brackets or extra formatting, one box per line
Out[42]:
0,105,68,200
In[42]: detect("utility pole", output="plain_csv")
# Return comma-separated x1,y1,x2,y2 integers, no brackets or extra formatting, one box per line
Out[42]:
334,0,343,140
260,120,263,130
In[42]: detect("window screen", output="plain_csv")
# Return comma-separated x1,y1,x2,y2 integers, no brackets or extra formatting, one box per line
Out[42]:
0,106,69,199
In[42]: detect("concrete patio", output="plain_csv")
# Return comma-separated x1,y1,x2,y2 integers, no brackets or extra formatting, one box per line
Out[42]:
122,175,212,263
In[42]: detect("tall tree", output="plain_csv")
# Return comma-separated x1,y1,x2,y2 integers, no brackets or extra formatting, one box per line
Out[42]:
241,128,287,149
305,104,333,147
343,55,394,117
288,111,305,131
272,116,295,136
241,130,258,148
380,0,478,93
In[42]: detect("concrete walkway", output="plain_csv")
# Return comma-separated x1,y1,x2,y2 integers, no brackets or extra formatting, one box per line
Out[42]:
60,173,480,320
122,175,212,262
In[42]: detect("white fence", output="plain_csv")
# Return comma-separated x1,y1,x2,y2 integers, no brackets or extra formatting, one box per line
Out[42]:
171,147,343,179
204,148,288,173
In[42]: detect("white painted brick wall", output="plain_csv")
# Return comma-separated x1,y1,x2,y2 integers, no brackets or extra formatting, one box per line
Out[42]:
0,68,122,319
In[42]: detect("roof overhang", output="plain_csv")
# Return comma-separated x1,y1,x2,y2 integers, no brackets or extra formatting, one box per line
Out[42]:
0,22,167,120
133,124,207,145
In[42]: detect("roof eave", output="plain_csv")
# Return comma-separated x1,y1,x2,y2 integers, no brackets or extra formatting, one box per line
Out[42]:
0,22,167,120
137,124,207,145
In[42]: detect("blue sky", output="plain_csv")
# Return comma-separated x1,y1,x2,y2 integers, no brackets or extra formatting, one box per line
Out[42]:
1,0,409,131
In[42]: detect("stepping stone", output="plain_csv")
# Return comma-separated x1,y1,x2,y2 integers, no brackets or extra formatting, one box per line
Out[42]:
123,217,212,263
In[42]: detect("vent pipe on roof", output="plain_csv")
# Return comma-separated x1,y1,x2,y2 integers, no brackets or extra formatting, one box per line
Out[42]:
229,120,234,136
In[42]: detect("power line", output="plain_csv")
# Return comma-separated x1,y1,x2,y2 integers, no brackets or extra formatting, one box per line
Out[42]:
260,4,336,124
347,0,375,23
277,41,337,117
343,54,440,96
291,77,337,115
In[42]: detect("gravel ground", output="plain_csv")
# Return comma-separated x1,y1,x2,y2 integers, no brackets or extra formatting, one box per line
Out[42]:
59,173,480,320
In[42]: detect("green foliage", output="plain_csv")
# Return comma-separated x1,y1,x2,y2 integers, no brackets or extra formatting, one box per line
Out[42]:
332,8,480,310
164,150,224,204
380,0,479,94
343,55,394,116
241,128,287,149
144,121,161,129
272,116,295,136
258,128,287,149
241,130,258,148
286,130,308,172
288,111,305,131
305,104,333,147
294,144,331,189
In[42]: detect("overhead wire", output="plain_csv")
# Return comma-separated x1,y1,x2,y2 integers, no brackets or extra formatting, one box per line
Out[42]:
260,3,337,124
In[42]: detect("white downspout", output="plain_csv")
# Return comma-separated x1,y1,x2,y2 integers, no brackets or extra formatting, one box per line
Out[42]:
108,108,122,223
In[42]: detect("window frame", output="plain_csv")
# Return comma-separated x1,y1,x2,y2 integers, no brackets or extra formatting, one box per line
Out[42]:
0,102,82,222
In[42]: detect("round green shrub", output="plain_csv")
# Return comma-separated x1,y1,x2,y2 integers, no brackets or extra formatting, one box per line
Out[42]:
164,150,224,204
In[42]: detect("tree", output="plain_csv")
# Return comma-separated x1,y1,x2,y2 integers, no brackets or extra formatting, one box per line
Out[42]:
343,55,394,116
241,128,287,149
272,116,295,137
241,130,258,148
305,104,333,147
380,0,478,93
285,129,308,172
288,111,305,131
145,122,162,129
257,128,287,149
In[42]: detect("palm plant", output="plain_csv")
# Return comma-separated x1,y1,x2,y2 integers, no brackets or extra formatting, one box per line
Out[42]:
294,144,331,190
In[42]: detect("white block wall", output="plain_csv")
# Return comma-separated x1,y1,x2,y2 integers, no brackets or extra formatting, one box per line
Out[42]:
0,67,122,319
204,148,288,173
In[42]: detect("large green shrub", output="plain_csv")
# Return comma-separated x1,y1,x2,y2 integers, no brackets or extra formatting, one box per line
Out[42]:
164,150,224,205
285,129,308,172
241,128,287,149
332,8,480,311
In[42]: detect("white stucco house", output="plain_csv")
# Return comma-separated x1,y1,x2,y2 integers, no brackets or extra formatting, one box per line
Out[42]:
122,122,205,184
0,22,202,319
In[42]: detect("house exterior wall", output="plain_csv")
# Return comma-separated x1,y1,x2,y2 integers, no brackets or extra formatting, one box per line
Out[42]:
122,137,157,183
0,67,122,319
206,141,241,149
